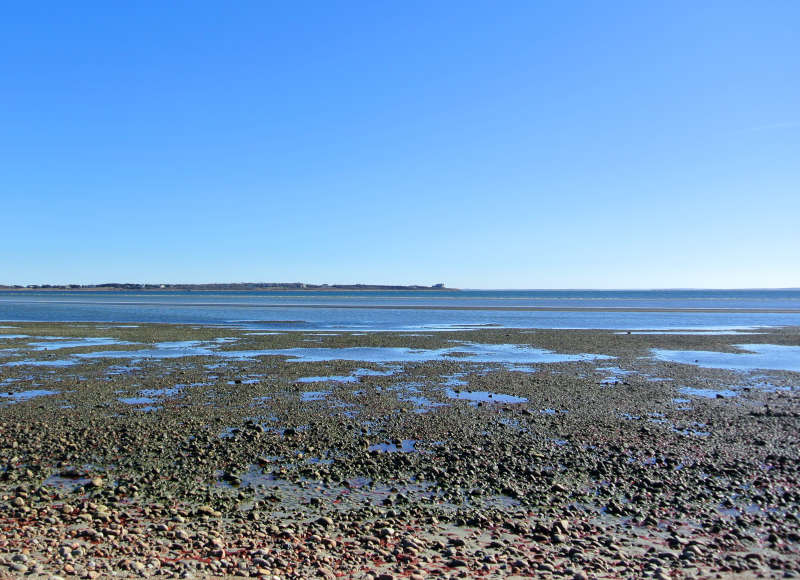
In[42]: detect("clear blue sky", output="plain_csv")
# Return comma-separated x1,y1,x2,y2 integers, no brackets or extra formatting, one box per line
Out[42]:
3,1,798,289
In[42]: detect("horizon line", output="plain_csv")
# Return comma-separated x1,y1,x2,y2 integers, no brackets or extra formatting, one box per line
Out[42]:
2,283,799,292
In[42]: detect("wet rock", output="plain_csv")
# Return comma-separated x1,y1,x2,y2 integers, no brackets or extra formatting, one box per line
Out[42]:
316,516,334,528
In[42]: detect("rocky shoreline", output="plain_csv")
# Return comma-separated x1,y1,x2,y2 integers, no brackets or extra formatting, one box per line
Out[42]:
1,323,798,578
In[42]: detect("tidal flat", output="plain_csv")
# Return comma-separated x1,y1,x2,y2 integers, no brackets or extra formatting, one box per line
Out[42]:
0,323,798,578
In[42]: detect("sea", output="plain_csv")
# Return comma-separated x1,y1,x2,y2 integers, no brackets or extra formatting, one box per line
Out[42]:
1,289,800,332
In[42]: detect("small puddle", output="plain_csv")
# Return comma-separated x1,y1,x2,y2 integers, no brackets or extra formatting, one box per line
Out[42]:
596,366,634,375
139,386,184,397
28,337,133,351
679,386,738,399
301,391,331,401
43,474,92,490
77,341,219,360
0,389,59,403
445,389,527,404
403,395,447,413
297,366,400,384
368,439,418,453
106,364,140,375
673,423,711,437
297,375,357,384
617,329,763,335
227,378,261,385
119,396,158,405
653,344,800,372
504,364,537,373
441,373,468,386
3,359,77,367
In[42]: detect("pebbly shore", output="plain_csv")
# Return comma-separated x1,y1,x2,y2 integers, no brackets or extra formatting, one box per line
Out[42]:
0,323,798,579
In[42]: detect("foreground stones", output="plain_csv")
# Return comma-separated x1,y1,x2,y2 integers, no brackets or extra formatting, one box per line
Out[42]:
0,323,798,578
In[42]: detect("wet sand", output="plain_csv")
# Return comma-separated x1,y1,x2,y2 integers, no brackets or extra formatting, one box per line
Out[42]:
0,323,798,578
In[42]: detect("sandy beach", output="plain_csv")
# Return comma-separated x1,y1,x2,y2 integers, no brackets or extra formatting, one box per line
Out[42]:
1,323,798,578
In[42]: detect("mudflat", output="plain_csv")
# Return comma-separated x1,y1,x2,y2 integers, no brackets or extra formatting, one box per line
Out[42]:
1,323,798,578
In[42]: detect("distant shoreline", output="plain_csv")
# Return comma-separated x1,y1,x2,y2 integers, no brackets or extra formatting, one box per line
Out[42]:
0,283,451,292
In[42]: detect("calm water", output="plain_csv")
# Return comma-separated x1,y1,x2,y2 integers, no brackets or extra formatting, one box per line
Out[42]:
1,289,799,331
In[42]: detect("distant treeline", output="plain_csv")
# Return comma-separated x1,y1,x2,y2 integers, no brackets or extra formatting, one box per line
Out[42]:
1,282,449,291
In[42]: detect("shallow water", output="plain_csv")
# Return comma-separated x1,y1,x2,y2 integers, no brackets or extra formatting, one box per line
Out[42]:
296,375,358,384
401,394,446,412
76,341,219,360
28,337,132,350
615,329,764,335
368,439,418,453
504,364,537,373
224,343,613,364
42,473,92,490
3,359,77,367
0,389,59,403
139,386,184,397
679,386,738,399
653,344,800,372
596,366,634,375
119,396,158,405
301,391,331,401
4,289,800,331
441,373,468,386
445,388,527,404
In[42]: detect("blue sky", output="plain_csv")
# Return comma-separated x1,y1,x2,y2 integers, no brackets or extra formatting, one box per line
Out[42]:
2,1,798,288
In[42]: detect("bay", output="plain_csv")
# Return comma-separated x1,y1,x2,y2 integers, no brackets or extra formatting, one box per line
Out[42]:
1,289,799,331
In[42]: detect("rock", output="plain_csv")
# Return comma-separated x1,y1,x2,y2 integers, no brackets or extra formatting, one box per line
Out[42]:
316,516,334,528
447,559,468,568
448,537,466,547
196,505,221,517
376,526,394,538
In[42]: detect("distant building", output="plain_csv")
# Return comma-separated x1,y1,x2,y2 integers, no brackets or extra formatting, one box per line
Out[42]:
433,283,445,288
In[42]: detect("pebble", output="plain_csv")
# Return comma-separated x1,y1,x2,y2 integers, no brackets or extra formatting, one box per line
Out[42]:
1,323,799,579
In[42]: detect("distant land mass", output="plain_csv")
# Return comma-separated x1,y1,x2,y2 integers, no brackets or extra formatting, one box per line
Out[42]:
0,282,450,291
